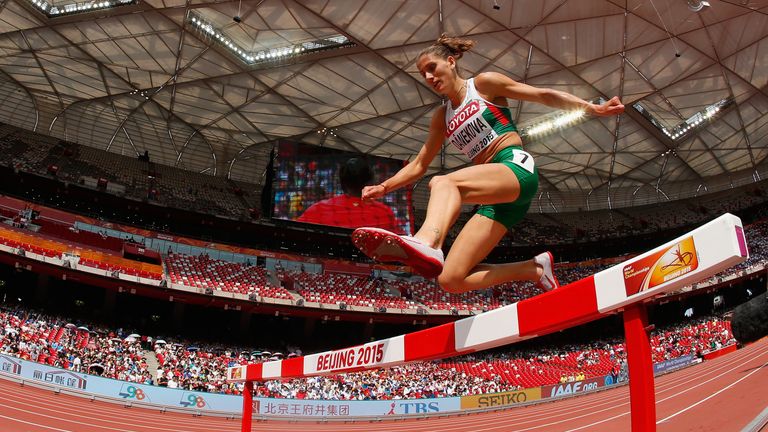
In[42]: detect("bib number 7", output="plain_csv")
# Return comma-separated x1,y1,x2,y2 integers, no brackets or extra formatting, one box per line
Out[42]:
511,149,535,173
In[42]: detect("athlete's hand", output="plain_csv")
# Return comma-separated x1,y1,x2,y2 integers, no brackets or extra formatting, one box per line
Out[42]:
361,184,387,201
589,96,624,117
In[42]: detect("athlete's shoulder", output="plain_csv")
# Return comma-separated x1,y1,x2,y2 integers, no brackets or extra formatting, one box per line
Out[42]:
474,71,509,83
430,104,448,130
473,71,514,90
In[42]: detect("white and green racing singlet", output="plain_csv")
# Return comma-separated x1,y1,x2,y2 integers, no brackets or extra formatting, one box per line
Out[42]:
444,78,519,160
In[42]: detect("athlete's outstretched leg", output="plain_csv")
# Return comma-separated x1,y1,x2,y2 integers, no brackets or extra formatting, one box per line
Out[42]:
350,173,465,278
437,214,557,294
410,174,463,249
353,162,548,283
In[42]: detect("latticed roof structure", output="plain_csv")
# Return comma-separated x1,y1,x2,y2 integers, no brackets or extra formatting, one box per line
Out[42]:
1,0,767,211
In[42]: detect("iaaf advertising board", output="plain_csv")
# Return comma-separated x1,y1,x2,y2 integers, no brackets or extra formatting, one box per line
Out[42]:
0,355,460,417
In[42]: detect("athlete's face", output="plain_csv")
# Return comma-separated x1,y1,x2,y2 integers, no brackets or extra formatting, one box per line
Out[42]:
417,53,457,95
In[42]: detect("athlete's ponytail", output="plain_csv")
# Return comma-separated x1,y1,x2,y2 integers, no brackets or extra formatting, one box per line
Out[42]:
419,34,476,60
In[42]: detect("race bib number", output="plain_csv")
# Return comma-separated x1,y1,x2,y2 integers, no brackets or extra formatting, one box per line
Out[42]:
511,149,535,173
446,101,498,160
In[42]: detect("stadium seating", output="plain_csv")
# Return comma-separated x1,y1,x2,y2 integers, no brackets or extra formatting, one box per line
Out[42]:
36,221,124,253
0,225,163,279
291,271,417,310
165,253,292,300
0,226,67,257
0,123,249,219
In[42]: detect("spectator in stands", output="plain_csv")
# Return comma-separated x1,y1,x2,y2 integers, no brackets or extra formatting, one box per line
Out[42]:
0,303,740,401
297,158,401,233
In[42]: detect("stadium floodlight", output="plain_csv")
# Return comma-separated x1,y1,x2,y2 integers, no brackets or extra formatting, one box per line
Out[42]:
635,97,732,142
188,12,355,66
523,111,585,137
519,98,603,141
29,0,137,16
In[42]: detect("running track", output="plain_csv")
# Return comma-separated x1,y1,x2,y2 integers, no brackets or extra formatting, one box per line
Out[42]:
0,338,765,432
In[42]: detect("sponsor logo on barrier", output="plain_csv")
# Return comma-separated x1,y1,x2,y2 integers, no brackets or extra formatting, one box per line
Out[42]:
385,402,396,415
653,354,696,374
542,376,607,398
623,237,699,295
393,402,441,414
0,354,22,375
227,365,243,381
260,402,350,416
33,369,87,390
460,388,541,409
179,393,207,408
314,342,385,372
118,384,148,401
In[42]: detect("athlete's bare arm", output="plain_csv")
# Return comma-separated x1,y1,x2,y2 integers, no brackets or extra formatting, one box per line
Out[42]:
473,72,624,117
361,105,448,200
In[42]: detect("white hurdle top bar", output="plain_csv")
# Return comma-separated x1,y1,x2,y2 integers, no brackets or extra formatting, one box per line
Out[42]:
228,213,748,383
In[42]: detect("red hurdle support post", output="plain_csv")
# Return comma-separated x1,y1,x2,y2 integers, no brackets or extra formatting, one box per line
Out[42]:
241,380,253,432
624,303,656,431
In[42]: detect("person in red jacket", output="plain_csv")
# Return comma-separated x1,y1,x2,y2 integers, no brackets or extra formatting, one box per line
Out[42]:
298,157,402,234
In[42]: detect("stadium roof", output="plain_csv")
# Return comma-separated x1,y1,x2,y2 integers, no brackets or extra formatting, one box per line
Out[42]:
1,0,767,212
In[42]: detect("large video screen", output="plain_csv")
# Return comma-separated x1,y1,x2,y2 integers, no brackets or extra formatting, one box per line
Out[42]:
271,141,413,235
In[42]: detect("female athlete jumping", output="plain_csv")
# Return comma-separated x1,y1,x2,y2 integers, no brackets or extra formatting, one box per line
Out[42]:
353,35,624,294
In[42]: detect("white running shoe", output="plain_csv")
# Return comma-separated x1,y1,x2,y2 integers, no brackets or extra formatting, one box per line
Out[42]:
534,251,560,291
352,227,444,278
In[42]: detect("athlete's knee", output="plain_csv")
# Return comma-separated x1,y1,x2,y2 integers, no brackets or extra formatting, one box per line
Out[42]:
428,175,454,191
438,271,468,294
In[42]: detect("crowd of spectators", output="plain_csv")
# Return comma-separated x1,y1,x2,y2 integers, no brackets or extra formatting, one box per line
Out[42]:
651,317,734,362
0,301,740,401
152,341,239,393
251,361,520,400
0,306,152,384
150,315,735,399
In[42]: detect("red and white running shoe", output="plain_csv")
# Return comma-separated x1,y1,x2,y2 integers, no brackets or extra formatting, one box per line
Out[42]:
534,251,560,291
352,227,444,278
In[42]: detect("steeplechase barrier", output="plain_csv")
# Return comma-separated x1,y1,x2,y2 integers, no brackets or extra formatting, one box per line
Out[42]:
228,213,749,431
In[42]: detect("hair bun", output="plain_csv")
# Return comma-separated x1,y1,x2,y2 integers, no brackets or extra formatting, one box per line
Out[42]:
436,34,475,59
417,34,476,64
